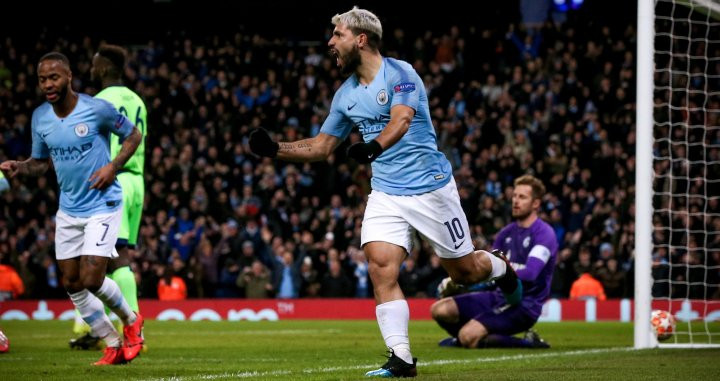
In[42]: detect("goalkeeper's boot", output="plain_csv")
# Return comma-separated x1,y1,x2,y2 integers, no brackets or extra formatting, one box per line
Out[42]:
365,350,417,378
438,337,460,347
122,312,144,362
69,333,102,350
491,249,522,305
524,329,550,349
93,346,126,366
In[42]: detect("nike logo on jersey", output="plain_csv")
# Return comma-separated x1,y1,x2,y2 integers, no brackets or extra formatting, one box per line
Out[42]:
96,242,107,246
41,132,51,138
453,240,465,250
348,103,357,111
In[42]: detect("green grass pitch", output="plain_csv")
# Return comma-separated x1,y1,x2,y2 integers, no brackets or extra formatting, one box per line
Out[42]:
1,320,719,380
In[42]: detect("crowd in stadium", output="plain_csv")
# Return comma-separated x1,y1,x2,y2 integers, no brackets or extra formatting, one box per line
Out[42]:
1,8,718,303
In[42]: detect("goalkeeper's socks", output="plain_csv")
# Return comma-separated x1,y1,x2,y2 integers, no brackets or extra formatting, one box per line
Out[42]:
110,266,139,313
376,299,414,364
478,334,542,349
436,320,462,337
68,289,120,348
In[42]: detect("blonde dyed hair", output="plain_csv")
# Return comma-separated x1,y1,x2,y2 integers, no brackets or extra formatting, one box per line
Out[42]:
331,6,382,49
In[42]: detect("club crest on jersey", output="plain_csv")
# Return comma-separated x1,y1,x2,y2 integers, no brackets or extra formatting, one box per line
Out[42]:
505,237,512,244
393,82,416,94
74,123,89,137
376,89,388,105
523,236,531,248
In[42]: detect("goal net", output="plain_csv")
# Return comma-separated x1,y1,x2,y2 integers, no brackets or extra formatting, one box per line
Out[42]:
635,0,720,348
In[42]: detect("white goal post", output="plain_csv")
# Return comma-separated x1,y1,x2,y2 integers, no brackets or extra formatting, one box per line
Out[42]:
635,0,720,349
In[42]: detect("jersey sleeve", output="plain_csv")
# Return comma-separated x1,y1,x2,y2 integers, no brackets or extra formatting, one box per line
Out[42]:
388,62,421,111
319,90,353,140
30,110,49,159
533,225,559,256
96,99,134,142
492,227,509,251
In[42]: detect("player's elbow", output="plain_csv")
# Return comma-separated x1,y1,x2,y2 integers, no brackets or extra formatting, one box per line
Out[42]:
313,134,338,161
35,159,50,174
318,144,334,160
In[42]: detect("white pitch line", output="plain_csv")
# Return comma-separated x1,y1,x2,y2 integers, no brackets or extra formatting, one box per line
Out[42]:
148,329,342,336
140,347,636,381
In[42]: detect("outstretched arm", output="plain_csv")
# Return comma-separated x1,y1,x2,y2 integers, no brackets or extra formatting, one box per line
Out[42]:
0,158,50,177
249,129,342,163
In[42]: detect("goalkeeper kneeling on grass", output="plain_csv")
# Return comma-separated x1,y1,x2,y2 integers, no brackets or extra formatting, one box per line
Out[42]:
431,175,558,349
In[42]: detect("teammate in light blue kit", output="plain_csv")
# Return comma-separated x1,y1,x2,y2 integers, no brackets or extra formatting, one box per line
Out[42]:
0,52,144,366
248,7,520,378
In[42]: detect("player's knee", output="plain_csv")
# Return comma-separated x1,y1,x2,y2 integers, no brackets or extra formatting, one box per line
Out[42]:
81,275,104,293
62,276,83,293
458,326,482,348
368,262,398,287
431,299,455,322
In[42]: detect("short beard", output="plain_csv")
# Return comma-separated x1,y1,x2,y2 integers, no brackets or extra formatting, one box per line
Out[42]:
340,45,361,76
50,84,70,104
512,209,532,221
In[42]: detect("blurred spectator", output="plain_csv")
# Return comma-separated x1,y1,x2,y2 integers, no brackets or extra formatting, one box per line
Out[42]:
299,256,321,297
573,245,593,280
216,259,242,298
349,246,370,298
595,258,626,298
570,269,606,301
273,251,301,298
417,253,447,298
0,262,24,300
550,248,575,298
398,258,422,297
320,259,353,298
157,268,188,301
237,260,273,298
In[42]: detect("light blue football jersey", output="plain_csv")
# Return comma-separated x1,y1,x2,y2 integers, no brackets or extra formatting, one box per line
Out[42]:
31,94,134,217
320,57,452,195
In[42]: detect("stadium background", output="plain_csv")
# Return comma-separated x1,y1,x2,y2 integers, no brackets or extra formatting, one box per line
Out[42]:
2,0,716,306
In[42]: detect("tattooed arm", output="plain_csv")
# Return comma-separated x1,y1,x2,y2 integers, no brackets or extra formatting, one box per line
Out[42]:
275,132,343,163
0,158,50,177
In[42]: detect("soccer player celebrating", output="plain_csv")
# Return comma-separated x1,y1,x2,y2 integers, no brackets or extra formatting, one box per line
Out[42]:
432,175,558,349
69,44,147,352
0,52,144,365
247,7,520,377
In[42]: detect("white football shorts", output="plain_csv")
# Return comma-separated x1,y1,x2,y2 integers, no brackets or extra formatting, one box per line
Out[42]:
361,178,475,259
55,209,122,260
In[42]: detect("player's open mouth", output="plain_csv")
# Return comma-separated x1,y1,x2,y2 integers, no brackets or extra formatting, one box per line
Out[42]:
330,49,341,67
45,92,58,101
